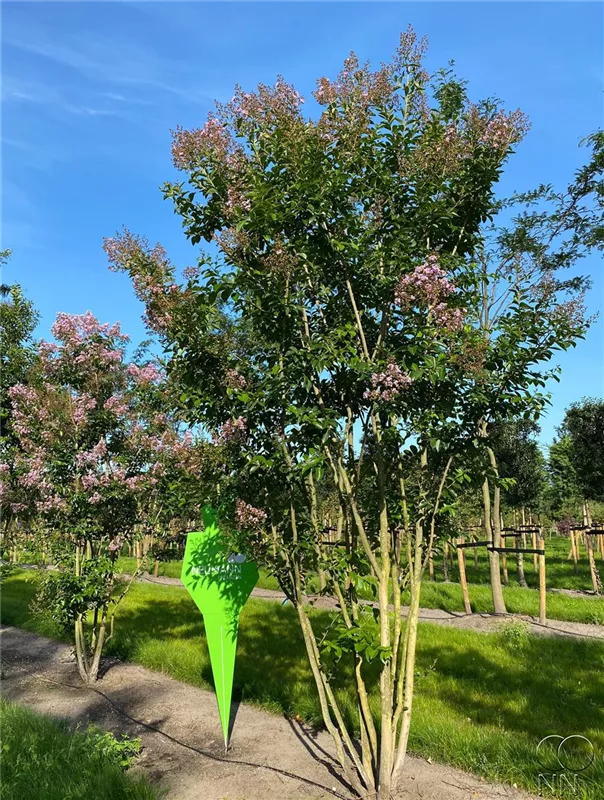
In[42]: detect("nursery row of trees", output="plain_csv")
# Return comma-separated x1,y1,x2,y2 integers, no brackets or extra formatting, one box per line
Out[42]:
2,29,603,800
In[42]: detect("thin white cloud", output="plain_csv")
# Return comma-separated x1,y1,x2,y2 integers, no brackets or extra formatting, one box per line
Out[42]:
4,23,217,105
3,76,131,120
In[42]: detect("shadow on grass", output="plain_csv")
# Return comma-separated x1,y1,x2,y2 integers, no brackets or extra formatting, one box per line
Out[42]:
4,571,604,799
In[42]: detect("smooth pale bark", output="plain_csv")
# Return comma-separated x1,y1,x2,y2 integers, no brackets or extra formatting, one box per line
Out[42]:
500,514,508,586
482,477,507,615
442,541,449,582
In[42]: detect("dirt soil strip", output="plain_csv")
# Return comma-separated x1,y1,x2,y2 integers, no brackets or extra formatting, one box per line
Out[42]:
138,575,604,641
1,625,537,800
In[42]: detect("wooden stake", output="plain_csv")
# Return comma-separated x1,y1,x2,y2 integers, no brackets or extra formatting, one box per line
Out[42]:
571,531,579,573
586,533,601,595
531,530,538,571
457,537,472,614
500,514,508,585
538,533,546,625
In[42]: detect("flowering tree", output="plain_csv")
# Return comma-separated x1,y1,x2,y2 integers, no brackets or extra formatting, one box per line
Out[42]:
0,259,42,561
106,30,593,799
7,311,203,683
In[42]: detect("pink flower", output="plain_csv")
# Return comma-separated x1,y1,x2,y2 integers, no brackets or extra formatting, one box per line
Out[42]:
51,311,129,346
38,341,59,359
108,534,125,552
183,266,201,280
76,439,107,468
394,254,456,310
235,499,267,530
217,416,247,444
479,111,527,150
104,395,129,415
81,473,99,490
431,303,466,331
72,394,97,427
37,496,67,514
364,361,413,403
128,362,162,384
225,369,247,390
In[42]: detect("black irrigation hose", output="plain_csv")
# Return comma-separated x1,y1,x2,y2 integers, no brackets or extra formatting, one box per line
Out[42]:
1,654,353,800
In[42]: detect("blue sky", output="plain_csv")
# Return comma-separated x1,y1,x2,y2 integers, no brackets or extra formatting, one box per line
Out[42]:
2,1,603,445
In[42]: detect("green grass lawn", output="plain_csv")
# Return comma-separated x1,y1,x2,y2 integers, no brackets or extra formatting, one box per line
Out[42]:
0,699,161,800
116,556,283,591
117,535,601,594
2,570,603,800
115,554,604,625
436,533,600,593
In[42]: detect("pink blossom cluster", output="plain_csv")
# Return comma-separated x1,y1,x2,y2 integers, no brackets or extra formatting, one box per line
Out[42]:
550,295,587,329
314,56,393,109
217,416,247,444
16,451,46,489
431,303,465,331
51,311,128,347
183,266,201,280
38,341,59,359
477,110,529,151
72,394,97,427
394,254,456,310
103,231,176,335
127,362,163,384
108,534,126,553
171,117,231,171
37,496,68,514
104,394,129,416
235,499,267,530
104,230,163,274
9,385,53,443
226,78,304,125
8,383,37,406
225,369,247,390
38,312,130,383
364,361,413,403
76,439,108,469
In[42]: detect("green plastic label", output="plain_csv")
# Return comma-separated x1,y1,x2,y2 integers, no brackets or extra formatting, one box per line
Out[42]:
181,507,258,748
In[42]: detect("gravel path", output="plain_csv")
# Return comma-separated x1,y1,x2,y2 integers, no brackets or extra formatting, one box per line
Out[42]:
10,563,604,640
140,574,604,641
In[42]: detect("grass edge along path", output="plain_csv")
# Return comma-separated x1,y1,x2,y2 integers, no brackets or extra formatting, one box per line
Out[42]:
2,571,604,800
115,556,604,626
0,698,162,800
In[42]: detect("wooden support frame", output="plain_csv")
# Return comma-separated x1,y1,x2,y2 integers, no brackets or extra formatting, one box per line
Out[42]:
455,531,547,620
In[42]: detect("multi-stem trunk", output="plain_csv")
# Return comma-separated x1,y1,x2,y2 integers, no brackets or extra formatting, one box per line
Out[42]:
482,475,507,615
